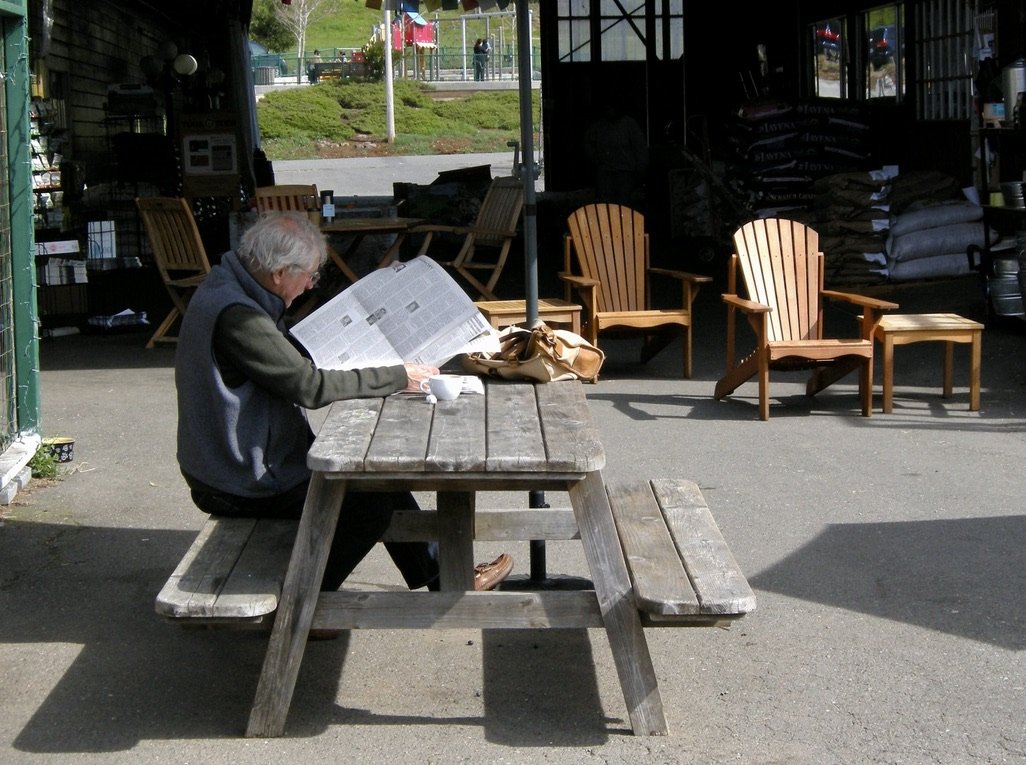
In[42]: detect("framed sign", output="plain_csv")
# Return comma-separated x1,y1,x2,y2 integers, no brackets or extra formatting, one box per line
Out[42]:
180,112,239,198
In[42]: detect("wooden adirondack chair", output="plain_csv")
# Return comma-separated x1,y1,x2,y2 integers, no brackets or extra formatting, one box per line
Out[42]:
715,218,898,420
254,184,319,214
561,203,711,378
136,196,212,349
410,176,524,300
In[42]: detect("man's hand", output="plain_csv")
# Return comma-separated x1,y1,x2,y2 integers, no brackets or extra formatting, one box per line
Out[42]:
403,363,439,393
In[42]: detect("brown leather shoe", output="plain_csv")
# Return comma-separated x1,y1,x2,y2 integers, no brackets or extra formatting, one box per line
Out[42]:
474,553,514,591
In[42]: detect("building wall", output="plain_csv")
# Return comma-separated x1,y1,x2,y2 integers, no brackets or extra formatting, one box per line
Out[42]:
40,0,178,184
1,0,38,463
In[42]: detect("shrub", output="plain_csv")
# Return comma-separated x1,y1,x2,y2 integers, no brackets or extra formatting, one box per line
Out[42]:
257,87,354,142
434,91,527,131
256,79,538,158
28,446,60,479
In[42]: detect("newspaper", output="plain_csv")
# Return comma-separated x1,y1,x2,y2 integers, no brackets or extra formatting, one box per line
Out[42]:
290,256,498,369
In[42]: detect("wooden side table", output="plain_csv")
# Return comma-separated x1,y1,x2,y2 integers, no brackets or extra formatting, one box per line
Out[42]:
872,313,983,413
475,298,583,334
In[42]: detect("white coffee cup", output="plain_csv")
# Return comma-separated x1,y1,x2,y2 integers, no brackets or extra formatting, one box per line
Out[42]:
420,374,462,401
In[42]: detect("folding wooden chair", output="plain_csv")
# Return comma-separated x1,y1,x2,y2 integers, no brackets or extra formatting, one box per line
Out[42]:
135,196,211,349
409,176,524,300
254,184,320,215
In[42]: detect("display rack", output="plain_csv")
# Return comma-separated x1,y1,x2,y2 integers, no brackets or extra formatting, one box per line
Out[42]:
31,97,89,329
970,125,1026,321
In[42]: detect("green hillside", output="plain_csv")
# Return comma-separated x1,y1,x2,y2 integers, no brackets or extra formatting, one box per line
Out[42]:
272,3,540,58
258,79,540,160
255,3,541,160
302,6,388,53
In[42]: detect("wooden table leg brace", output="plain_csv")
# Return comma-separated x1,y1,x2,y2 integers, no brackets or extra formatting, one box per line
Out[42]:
246,471,668,737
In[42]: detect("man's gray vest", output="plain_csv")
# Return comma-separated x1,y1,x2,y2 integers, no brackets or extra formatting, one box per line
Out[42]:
175,251,311,497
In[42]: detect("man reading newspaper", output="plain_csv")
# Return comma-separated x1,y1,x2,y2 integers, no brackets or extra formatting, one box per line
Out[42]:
174,214,513,631
290,252,497,370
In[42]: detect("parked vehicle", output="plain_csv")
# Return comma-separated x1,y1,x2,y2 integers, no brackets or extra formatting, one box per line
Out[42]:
868,25,896,70
814,22,841,61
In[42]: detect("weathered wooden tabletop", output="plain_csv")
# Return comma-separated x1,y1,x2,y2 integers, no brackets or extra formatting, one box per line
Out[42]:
320,215,424,235
308,379,605,482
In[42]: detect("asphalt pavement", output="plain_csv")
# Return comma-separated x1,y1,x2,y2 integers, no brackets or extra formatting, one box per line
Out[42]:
273,151,528,198
1,154,1024,764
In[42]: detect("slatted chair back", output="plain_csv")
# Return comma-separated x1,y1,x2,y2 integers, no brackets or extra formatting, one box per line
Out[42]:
470,176,524,248
416,175,523,300
565,203,648,313
254,184,319,215
135,196,212,348
731,217,823,343
136,196,210,285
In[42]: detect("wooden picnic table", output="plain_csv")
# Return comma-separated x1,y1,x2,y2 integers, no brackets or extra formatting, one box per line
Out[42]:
244,380,670,737
320,216,424,284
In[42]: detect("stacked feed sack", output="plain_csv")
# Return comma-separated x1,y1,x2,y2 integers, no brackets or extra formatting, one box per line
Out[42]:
724,97,874,220
724,99,818,218
885,172,991,281
804,170,894,287
792,98,875,176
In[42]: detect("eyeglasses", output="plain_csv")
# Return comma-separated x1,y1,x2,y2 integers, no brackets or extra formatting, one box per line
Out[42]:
290,265,321,286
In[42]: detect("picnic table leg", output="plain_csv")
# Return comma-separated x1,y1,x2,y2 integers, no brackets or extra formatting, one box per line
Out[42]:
326,239,361,284
437,491,476,591
378,232,409,268
246,473,347,737
569,471,667,735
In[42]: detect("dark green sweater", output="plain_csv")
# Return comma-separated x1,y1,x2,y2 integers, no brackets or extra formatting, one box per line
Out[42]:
214,304,408,408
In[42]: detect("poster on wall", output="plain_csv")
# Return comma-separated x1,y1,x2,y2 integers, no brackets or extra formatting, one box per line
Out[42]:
180,112,239,198
184,134,237,175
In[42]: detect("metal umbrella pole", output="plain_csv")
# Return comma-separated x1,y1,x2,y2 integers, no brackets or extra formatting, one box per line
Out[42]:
514,0,555,585
516,0,538,328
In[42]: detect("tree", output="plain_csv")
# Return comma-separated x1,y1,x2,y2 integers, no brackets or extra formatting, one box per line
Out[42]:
250,0,293,53
362,38,385,81
270,0,343,71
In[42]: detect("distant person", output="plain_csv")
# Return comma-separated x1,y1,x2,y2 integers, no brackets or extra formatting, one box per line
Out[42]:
473,39,485,81
307,49,322,84
584,102,649,206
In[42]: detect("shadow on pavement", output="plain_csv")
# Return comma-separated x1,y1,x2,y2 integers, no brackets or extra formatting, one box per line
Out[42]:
750,515,1026,651
2,519,613,752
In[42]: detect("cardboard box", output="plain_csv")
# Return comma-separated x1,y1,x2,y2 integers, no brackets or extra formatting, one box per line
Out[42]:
36,240,80,256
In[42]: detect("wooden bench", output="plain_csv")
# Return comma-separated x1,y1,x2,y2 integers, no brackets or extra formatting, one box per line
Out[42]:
606,478,756,625
312,62,345,80
156,479,754,630
155,517,297,627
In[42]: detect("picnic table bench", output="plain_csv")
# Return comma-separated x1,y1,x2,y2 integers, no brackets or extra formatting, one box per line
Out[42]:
312,61,361,80
157,479,754,637
155,517,296,626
